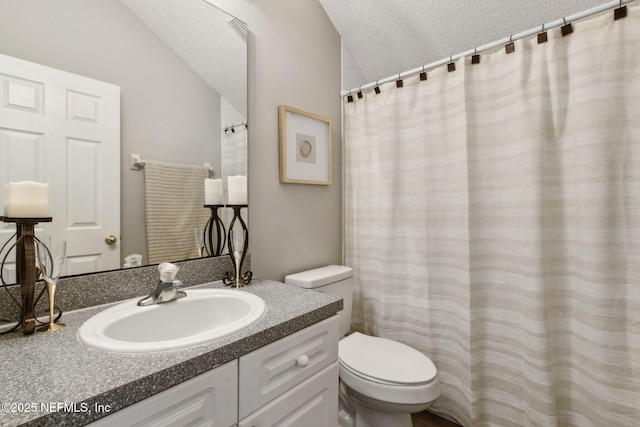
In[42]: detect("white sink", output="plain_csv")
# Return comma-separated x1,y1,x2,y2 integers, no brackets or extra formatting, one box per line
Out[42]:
78,289,266,353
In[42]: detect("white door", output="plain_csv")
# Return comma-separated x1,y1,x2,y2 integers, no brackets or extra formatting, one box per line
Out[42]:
0,53,120,278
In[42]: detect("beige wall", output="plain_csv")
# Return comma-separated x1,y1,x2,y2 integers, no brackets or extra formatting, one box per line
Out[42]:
208,0,343,280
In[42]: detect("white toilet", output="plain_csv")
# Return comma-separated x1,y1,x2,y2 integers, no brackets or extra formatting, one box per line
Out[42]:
285,265,440,427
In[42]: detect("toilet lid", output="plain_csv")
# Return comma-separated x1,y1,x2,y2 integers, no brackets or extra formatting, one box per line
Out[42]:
339,332,437,385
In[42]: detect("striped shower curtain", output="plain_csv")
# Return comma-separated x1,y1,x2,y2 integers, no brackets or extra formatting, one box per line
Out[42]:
344,5,640,426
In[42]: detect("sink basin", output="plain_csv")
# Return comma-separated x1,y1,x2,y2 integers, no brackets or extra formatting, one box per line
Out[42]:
78,289,266,353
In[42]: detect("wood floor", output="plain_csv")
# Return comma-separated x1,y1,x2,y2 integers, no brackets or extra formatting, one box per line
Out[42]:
411,410,460,427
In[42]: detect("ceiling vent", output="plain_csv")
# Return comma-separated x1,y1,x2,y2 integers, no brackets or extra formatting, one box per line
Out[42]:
226,17,248,44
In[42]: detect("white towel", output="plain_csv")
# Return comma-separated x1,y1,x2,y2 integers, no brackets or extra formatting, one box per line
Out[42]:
143,160,210,264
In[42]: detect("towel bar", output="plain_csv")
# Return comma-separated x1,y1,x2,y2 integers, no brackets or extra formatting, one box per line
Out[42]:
130,154,214,177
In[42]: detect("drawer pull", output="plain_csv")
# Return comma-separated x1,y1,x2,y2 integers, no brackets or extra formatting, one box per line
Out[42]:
296,355,310,367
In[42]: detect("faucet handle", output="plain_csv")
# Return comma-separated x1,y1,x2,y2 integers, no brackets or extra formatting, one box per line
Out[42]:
158,262,179,282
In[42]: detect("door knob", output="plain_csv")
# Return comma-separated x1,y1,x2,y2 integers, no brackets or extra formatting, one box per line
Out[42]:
105,235,118,245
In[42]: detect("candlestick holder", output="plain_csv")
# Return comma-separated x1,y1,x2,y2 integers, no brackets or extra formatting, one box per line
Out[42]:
0,216,53,335
203,205,226,257
36,240,66,332
222,205,252,288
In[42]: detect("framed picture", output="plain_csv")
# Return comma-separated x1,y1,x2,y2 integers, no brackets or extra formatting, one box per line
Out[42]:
278,105,332,185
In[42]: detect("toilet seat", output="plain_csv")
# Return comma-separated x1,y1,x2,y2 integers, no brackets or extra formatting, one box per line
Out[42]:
339,332,437,385
338,332,440,405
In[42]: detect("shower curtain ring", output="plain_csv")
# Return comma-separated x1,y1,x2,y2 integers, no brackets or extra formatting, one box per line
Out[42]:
346,89,354,103
374,80,381,94
472,48,480,64
420,65,427,81
357,86,363,99
538,23,548,43
561,17,573,36
396,73,403,88
614,0,628,19
448,56,455,72
505,34,515,53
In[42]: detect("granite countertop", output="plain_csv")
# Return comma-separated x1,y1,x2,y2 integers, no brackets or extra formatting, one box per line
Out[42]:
0,279,342,426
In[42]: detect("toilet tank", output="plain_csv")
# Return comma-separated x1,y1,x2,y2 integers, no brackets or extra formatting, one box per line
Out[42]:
284,265,353,337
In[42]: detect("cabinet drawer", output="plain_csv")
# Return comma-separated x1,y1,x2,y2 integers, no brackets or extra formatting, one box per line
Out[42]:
238,362,339,427
89,360,238,427
239,315,339,419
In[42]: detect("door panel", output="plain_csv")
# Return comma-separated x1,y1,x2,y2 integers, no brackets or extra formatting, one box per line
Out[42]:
0,53,121,277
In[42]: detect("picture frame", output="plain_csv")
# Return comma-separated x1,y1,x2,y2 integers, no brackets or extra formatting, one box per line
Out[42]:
278,105,332,185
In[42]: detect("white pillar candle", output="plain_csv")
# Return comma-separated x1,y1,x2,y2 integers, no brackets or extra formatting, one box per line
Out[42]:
5,181,50,218
204,178,223,205
227,175,247,205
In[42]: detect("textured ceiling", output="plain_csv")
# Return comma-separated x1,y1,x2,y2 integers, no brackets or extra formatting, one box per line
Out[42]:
119,0,247,116
319,0,607,84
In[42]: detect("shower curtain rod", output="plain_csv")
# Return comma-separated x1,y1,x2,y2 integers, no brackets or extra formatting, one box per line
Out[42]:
340,0,633,97
224,120,247,133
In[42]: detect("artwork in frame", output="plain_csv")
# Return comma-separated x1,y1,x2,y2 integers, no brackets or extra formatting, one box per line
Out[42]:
278,105,332,185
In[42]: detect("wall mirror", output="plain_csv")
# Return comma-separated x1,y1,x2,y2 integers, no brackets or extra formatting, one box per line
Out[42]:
0,0,248,281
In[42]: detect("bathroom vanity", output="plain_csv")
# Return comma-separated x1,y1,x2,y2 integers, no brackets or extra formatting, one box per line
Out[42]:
0,279,342,426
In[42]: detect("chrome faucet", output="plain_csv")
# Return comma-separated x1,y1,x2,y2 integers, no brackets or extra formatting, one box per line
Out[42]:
138,262,186,306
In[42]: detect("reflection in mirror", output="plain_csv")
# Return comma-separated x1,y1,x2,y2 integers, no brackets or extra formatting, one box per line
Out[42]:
0,0,247,280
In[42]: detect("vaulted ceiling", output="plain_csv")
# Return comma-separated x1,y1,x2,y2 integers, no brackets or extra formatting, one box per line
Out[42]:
120,0,247,116
318,0,606,84
122,0,614,97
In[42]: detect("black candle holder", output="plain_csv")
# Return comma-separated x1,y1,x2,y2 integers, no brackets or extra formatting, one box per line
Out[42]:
203,205,226,256
222,205,252,287
0,216,55,335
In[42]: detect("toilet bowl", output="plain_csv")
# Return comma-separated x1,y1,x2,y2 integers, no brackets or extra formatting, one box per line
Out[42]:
339,331,440,427
285,265,440,427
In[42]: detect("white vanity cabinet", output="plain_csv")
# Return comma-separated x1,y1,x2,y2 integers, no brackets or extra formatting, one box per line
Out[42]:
238,315,339,426
238,363,338,427
89,360,238,427
89,315,339,427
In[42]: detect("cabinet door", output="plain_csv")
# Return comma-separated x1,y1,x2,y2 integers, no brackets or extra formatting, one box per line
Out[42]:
89,360,237,427
238,362,338,427
239,315,339,419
